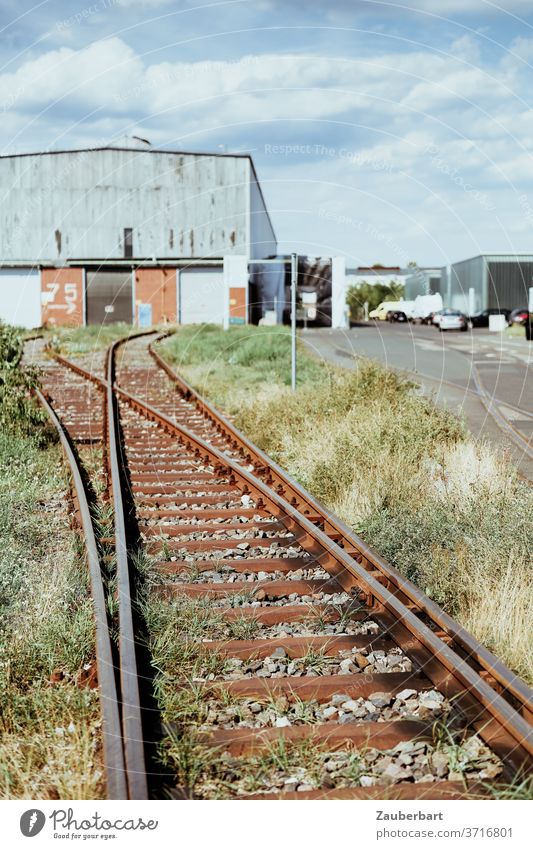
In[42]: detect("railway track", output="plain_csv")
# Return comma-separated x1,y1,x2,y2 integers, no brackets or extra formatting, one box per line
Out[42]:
27,332,533,800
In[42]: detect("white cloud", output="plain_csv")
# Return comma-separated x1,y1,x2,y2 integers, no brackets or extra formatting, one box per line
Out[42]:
2,31,533,262
0,38,143,113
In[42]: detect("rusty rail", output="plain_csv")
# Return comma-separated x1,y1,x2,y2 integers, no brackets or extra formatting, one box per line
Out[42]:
42,342,148,799
105,341,148,800
35,388,128,800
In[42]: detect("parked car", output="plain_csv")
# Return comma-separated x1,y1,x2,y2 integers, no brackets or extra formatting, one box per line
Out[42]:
439,310,469,331
509,307,530,325
411,293,443,324
469,308,510,327
368,301,400,320
369,300,414,320
387,310,409,322
432,309,454,326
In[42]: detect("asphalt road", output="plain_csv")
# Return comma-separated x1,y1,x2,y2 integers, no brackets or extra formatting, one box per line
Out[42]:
303,323,533,480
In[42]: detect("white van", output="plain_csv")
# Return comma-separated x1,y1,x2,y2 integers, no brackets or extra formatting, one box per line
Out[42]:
411,293,443,323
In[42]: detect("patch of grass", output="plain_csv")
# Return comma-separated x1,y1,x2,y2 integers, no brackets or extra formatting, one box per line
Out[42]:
160,730,327,798
486,776,533,800
159,324,327,412
0,687,102,800
44,323,136,355
225,615,261,641
0,427,104,799
145,595,231,687
361,444,533,682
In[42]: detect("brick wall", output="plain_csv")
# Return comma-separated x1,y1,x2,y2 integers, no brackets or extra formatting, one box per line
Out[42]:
134,267,177,325
41,267,84,326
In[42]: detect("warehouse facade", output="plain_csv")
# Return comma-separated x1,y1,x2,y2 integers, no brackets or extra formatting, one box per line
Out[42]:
0,138,277,328
445,254,533,314
404,267,442,300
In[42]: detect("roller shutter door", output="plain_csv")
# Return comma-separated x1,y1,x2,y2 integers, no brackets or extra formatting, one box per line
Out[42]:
180,268,225,324
86,270,133,325
0,268,41,328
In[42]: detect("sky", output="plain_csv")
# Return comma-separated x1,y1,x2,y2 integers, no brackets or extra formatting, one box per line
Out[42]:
2,0,533,266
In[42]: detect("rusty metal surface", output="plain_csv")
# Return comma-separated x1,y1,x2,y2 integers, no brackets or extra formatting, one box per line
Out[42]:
105,342,148,800
34,388,128,800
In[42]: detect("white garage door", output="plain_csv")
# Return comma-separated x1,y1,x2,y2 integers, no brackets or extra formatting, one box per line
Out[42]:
0,268,41,329
180,268,225,324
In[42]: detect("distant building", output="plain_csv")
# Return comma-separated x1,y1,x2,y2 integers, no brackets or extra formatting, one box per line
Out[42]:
444,254,533,313
404,267,442,300
345,266,410,290
0,137,276,327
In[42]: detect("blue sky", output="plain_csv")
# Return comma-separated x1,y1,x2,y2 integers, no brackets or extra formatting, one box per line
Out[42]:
2,0,533,266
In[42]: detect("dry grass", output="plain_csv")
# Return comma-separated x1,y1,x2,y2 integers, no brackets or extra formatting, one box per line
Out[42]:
0,688,102,800
0,430,104,799
158,328,533,685
42,322,135,354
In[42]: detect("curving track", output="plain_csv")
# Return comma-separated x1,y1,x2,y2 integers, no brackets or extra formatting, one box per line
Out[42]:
28,332,533,800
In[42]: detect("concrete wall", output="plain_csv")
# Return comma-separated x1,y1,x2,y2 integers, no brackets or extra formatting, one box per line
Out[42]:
0,149,255,262
331,256,347,327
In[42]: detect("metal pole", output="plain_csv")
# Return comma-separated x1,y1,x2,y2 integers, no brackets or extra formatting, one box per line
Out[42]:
291,252,297,391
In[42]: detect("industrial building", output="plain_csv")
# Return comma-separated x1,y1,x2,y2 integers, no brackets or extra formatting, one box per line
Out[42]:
444,254,533,314
345,266,411,289
0,137,277,328
404,267,442,300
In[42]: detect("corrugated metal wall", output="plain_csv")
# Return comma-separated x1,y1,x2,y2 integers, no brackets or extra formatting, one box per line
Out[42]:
449,255,533,311
404,273,427,299
440,266,448,306
0,149,264,261
449,255,485,312
249,165,277,259
486,259,533,309
428,273,441,295
404,270,441,299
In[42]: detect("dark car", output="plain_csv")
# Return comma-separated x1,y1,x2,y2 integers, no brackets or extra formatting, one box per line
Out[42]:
387,310,408,322
509,307,530,325
469,308,510,327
